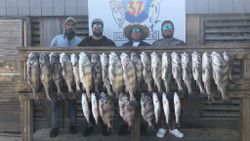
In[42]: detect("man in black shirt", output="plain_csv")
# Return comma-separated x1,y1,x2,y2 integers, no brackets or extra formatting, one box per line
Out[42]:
78,18,115,137
78,18,116,46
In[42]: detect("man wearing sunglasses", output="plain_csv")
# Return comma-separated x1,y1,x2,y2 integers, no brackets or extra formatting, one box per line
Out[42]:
153,21,185,139
122,24,151,47
153,20,185,46
78,18,115,137
78,18,116,46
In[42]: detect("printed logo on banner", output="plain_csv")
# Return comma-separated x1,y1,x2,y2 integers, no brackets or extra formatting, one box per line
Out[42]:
109,0,161,41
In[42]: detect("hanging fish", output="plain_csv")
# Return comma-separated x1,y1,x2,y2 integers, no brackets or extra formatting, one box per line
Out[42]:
140,93,154,128
100,53,112,96
119,92,129,118
108,52,123,98
162,92,170,127
131,52,143,90
140,52,153,93
123,99,138,127
181,52,193,94
223,52,233,81
152,92,161,124
192,51,205,94
202,52,215,103
91,92,99,125
39,53,52,101
79,52,93,102
91,54,102,94
70,53,81,94
171,52,184,92
50,52,63,98
211,51,230,103
60,53,75,98
162,52,171,94
151,52,162,93
27,53,40,101
174,92,181,126
82,93,91,125
120,52,137,100
99,92,115,131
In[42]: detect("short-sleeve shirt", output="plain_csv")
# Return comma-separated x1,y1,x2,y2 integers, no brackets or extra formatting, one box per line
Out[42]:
50,34,81,48
153,37,185,46
78,36,116,47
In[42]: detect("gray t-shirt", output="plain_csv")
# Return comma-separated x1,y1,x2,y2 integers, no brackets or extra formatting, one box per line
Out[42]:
153,37,185,46
50,34,81,48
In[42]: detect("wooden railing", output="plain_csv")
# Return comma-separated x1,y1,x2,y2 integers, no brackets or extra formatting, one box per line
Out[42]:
16,45,250,141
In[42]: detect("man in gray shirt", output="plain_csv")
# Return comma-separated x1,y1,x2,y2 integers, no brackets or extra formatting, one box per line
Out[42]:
49,17,80,138
153,20,185,46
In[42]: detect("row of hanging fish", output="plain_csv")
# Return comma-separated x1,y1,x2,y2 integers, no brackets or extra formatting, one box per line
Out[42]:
26,51,233,103
26,51,233,130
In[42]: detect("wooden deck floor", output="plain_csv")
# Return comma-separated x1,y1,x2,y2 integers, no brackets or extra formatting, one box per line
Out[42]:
33,128,240,141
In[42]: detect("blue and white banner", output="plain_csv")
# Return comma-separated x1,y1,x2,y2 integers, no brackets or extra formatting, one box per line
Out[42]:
88,0,186,46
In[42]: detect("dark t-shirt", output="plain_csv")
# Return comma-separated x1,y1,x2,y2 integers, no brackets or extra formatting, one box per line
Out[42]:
78,36,116,47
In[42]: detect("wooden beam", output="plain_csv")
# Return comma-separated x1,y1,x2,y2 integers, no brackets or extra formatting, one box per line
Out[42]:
241,96,250,141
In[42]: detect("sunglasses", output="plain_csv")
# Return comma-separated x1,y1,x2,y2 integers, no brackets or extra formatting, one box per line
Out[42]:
92,23,103,28
162,25,173,30
131,28,141,33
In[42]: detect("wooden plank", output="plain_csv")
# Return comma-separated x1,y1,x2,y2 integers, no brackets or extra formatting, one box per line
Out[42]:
220,0,233,13
233,0,246,13
241,97,250,141
205,22,250,28
53,0,65,16
208,0,220,13
65,0,77,15
205,35,250,41
196,0,209,14
205,28,250,34
76,0,87,16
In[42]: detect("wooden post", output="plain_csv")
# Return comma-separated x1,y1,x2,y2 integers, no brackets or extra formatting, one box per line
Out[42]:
241,96,250,141
20,95,33,141
131,112,140,141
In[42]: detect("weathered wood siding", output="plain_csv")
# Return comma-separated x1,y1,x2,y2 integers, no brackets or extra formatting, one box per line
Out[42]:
0,0,250,17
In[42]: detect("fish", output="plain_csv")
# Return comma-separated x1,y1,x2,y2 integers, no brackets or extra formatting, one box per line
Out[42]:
119,92,129,118
140,93,154,128
82,93,91,125
50,52,63,98
120,52,137,100
162,93,170,126
140,52,153,93
192,51,205,94
174,92,181,125
79,52,93,102
151,52,162,93
27,53,40,101
162,52,171,93
39,53,52,101
70,53,81,94
202,52,215,103
60,53,74,98
123,99,138,127
91,92,99,124
131,52,143,90
171,52,184,92
100,53,112,96
181,52,193,94
91,54,102,94
99,92,115,130
108,52,124,98
211,51,230,102
152,92,161,124
223,52,233,81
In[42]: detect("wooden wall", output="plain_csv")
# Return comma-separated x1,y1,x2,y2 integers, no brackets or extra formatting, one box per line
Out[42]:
0,0,250,17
